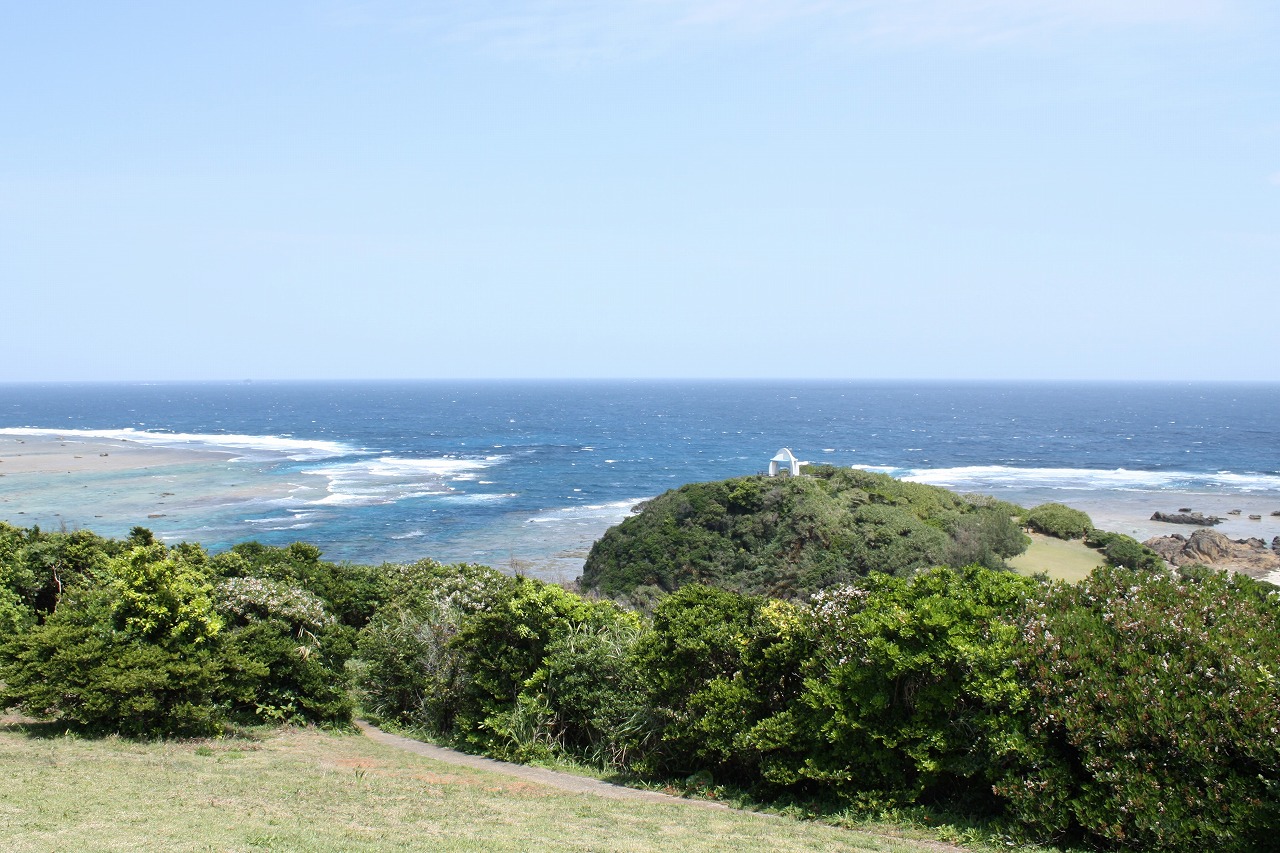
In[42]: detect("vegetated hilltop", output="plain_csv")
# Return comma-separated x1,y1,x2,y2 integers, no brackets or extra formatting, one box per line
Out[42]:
581,465,1029,598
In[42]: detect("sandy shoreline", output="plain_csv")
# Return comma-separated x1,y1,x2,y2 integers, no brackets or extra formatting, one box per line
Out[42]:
0,435,291,538
0,435,234,475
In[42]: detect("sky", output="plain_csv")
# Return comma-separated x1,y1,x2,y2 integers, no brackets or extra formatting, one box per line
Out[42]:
1,1,1277,382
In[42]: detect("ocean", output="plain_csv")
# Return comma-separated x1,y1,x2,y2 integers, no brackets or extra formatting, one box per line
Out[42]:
2,380,1277,581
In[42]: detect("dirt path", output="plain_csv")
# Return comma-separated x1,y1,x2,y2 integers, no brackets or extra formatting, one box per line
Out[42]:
355,720,964,852
355,720,731,808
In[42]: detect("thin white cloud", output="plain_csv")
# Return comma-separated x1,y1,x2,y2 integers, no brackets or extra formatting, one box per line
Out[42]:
847,0,1237,45
329,0,1245,60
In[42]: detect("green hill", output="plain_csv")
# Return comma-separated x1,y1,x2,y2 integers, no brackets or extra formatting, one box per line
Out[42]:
581,466,1028,598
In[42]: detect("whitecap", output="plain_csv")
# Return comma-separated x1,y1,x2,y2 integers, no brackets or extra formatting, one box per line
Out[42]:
314,492,385,507
438,493,519,503
297,455,506,507
0,426,355,461
525,498,650,525
855,464,1280,494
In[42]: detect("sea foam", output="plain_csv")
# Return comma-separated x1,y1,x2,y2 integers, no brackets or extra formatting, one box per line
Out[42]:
526,498,648,525
0,427,354,461
856,464,1280,494
300,455,506,508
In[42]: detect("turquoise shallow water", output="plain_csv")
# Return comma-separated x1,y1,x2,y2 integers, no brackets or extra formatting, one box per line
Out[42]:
1,380,1277,579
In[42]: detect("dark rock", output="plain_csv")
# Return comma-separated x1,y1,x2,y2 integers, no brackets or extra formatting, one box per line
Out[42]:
1151,511,1223,526
1228,509,1242,515
1144,529,1280,577
1178,507,1193,513
1273,536,1280,553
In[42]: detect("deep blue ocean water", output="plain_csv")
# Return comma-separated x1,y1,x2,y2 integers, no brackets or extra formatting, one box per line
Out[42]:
2,381,1277,580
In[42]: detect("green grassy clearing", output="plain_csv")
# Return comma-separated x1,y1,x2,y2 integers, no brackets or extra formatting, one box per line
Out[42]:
0,723,975,853
1008,533,1103,583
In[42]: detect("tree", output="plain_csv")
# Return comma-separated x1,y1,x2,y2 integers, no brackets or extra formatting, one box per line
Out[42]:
0,544,226,736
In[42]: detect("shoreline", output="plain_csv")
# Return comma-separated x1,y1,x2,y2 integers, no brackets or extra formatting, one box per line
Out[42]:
2,434,1278,582
961,483,1280,547
0,435,234,475
0,435,292,539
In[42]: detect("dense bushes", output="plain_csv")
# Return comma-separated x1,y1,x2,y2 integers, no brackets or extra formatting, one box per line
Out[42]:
1083,528,1166,571
1,582,227,736
353,556,1280,852
0,526,377,733
1000,564,1280,851
353,551,1280,852
1024,503,1093,540
2,542,229,735
634,585,805,781
582,467,1029,598
774,568,1037,809
356,560,645,764
355,561,495,735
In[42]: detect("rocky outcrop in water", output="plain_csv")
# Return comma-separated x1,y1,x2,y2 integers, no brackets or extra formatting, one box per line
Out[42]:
1144,529,1280,578
1150,511,1223,526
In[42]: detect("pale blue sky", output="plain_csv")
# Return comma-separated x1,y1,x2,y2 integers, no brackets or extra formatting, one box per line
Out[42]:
2,1,1277,381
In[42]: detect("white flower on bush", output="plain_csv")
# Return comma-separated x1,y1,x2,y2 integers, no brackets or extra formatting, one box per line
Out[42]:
215,576,334,631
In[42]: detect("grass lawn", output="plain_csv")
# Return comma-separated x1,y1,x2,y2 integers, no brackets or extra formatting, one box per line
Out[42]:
0,723,973,853
1008,533,1103,583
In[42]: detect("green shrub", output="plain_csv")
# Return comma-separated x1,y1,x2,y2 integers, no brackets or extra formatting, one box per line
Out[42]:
760,567,1037,809
944,507,1030,570
0,564,225,737
211,541,387,629
355,600,467,732
214,574,352,725
1083,529,1166,571
845,503,950,577
527,609,646,770
0,523,122,620
1024,503,1092,540
451,577,602,758
354,561,517,736
633,585,808,782
1,538,359,734
1000,564,1280,851
108,543,223,645
221,619,353,725
377,559,513,616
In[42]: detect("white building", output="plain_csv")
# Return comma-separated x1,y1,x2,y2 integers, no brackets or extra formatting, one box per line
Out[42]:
768,448,801,477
